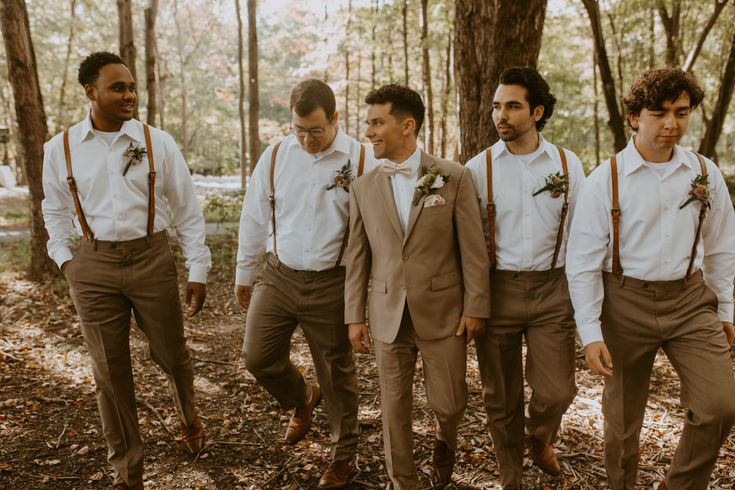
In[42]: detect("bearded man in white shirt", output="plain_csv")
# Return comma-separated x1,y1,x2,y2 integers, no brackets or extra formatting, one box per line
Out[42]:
41,52,211,490
465,67,584,489
566,68,735,490
235,79,375,489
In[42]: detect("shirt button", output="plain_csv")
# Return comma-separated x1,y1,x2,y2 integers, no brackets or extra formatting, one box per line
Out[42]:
402,255,409,261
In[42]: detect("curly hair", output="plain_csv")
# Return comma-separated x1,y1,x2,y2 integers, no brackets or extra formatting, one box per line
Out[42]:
624,68,704,127
78,51,127,86
290,79,336,120
498,67,556,131
365,84,425,135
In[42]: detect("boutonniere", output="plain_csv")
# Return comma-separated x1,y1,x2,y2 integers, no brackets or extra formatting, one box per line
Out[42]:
679,174,711,209
532,171,567,198
122,142,147,176
326,161,354,192
413,165,450,205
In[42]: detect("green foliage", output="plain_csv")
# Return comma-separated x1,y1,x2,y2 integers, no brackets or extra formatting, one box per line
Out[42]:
0,239,30,272
202,189,245,224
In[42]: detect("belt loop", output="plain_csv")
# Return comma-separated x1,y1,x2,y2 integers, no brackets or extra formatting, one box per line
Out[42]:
146,235,151,247
93,238,98,251
619,275,625,288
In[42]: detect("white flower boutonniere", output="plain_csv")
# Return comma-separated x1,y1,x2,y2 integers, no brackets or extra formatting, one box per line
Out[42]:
413,165,450,205
326,161,354,192
122,142,147,176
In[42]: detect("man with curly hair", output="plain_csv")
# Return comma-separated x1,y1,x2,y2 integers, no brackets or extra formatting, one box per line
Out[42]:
566,67,735,489
41,52,211,489
465,67,585,489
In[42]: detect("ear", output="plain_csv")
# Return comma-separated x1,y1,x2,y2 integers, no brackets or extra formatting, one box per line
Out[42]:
628,113,639,130
532,105,544,122
85,84,96,102
330,111,339,125
402,117,416,137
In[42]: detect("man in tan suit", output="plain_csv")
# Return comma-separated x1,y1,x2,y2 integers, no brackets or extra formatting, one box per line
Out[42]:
345,84,490,489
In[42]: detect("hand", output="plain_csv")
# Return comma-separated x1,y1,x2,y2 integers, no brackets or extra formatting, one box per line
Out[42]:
185,282,206,317
723,322,735,346
584,341,613,377
349,323,371,353
455,315,487,343
235,285,252,310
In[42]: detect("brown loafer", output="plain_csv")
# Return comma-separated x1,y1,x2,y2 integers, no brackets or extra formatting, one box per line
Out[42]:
525,434,561,476
318,460,353,489
285,384,322,444
432,437,455,485
179,415,206,455
112,482,143,490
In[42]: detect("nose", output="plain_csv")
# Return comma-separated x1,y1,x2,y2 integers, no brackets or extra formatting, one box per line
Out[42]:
662,112,675,129
365,125,374,139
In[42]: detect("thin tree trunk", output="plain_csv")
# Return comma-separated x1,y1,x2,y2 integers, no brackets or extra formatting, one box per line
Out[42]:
454,0,547,162
117,0,138,119
55,0,77,133
439,30,451,159
698,29,735,160
344,0,352,135
173,0,188,160
402,0,409,84
0,0,54,281
355,49,361,138
144,0,158,126
420,0,434,154
247,0,259,176
157,59,166,130
235,0,247,188
683,0,729,71
606,12,626,118
593,47,600,168
657,0,681,66
581,0,627,153
648,4,655,69
371,0,377,90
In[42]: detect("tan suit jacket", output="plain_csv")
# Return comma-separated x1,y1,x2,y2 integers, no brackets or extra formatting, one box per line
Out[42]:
345,150,490,344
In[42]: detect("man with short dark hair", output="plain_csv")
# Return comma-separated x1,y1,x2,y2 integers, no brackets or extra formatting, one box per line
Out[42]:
466,67,584,489
42,51,211,490
567,67,735,490
345,84,490,488
235,79,376,489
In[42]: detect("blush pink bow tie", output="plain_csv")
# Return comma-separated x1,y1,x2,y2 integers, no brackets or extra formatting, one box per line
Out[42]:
380,163,412,176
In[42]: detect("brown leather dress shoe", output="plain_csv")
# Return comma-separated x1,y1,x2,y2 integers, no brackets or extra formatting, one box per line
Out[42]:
318,460,353,489
656,481,668,490
179,415,206,455
432,437,456,485
524,434,561,476
285,384,322,444
112,481,143,490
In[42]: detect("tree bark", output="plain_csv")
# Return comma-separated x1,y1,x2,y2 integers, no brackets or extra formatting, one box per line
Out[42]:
657,0,681,66
344,0,352,136
355,49,362,138
117,0,138,119
682,0,729,72
698,29,735,160
144,0,158,126
402,0,409,85
173,0,188,161
420,0,434,154
581,0,628,153
247,0,259,177
0,0,55,281
454,0,547,162
439,30,451,159
371,0,377,90
593,47,600,168
235,0,247,188
55,0,77,133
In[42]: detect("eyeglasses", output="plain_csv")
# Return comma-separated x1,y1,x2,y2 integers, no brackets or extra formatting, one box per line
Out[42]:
291,125,330,137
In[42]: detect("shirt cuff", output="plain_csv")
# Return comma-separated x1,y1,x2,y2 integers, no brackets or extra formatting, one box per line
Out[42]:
235,267,253,287
51,248,73,270
718,302,734,324
577,322,604,347
187,264,208,284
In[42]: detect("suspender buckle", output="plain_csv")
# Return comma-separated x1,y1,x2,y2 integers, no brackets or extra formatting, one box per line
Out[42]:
486,202,496,217
611,208,621,220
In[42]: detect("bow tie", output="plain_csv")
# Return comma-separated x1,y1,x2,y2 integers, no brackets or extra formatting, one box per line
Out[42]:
380,163,412,177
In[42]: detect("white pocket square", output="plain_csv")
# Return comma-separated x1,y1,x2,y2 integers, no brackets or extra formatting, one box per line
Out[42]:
424,194,446,207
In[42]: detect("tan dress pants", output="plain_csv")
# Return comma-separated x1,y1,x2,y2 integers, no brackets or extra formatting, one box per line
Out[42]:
601,270,735,490
475,268,577,489
65,232,197,487
242,255,359,462
372,305,468,490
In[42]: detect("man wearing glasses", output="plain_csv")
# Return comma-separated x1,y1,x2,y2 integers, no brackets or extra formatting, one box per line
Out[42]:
235,79,376,489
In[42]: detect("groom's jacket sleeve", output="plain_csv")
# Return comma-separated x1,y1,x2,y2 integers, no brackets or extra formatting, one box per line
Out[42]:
344,181,371,324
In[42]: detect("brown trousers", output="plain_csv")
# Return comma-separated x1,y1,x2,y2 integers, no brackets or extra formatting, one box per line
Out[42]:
243,255,359,462
372,306,468,490
601,270,735,490
65,232,197,487
475,268,577,490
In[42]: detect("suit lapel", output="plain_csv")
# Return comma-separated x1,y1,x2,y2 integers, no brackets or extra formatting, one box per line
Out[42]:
377,171,405,241
403,150,433,246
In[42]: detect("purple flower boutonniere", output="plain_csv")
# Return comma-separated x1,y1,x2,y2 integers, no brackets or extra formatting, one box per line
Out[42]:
326,161,354,192
533,171,567,198
122,142,147,176
680,174,711,209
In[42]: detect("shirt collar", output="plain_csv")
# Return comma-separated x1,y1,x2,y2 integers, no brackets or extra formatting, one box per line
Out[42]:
386,146,421,178
78,111,144,145
491,132,554,165
621,137,694,176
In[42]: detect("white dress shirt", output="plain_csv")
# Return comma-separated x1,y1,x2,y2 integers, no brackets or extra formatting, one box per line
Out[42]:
236,127,377,286
465,135,585,271
42,114,211,283
566,139,735,346
385,147,422,232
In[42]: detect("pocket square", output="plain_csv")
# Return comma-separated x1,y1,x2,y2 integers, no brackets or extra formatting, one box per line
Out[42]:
424,194,446,207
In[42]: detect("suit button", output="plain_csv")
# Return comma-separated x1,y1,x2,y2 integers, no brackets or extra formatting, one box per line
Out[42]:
402,255,409,261
512,272,519,279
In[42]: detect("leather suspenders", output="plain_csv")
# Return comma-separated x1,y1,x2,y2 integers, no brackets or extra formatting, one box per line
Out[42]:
268,142,366,268
63,123,156,241
484,144,570,271
609,152,708,279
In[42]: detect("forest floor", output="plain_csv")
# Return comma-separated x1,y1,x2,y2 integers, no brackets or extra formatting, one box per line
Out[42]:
1,235,734,490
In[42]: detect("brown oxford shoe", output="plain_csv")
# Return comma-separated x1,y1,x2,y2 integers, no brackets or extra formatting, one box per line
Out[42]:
285,384,322,444
525,434,561,476
179,415,206,455
318,459,353,489
112,481,143,490
432,437,456,486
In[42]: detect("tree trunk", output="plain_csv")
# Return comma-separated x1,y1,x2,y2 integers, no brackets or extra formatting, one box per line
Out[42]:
657,0,681,66
439,30,451,159
235,0,247,188
355,50,361,138
683,0,729,72
55,0,77,133
581,0,628,153
157,58,166,130
116,0,138,119
402,0,409,85
247,0,259,177
144,0,158,126
173,0,188,160
648,3,655,69
698,29,735,160
344,0,352,136
420,0,434,154
371,0,377,90
0,0,55,281
454,0,547,162
593,48,600,168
